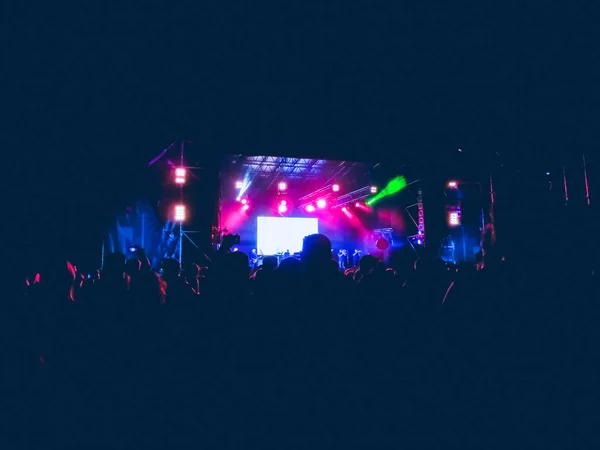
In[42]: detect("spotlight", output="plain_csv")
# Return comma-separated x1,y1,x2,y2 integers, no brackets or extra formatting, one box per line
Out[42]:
235,180,243,189
332,184,340,192
240,198,248,205
447,181,458,189
370,186,377,193
278,203,288,213
280,199,287,206
448,211,460,227
341,206,347,211
416,239,422,245
242,204,250,211
174,204,186,222
174,167,186,184
316,199,327,209
278,182,287,191
354,202,372,212
305,204,316,213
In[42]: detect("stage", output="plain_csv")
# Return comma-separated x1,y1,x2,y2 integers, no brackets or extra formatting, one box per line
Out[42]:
217,155,423,262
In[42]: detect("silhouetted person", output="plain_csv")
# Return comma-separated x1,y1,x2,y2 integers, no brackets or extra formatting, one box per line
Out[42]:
161,258,194,303
183,263,202,295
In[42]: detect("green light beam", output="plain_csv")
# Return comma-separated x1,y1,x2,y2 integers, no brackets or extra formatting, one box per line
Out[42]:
366,176,407,205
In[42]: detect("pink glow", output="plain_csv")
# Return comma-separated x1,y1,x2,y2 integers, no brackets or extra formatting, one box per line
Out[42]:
222,208,248,231
354,202,372,212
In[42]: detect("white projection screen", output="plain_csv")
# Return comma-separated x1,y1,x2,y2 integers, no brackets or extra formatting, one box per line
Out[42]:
257,216,318,255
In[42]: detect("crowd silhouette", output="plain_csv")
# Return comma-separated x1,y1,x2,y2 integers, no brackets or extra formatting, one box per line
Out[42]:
3,232,599,448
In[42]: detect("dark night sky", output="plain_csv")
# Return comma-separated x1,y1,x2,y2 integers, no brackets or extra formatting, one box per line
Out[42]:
5,2,599,266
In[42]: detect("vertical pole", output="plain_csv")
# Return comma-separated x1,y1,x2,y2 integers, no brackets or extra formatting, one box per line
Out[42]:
179,222,183,266
489,172,495,205
416,188,425,246
461,225,467,262
562,165,569,204
179,140,185,266
141,214,145,249
101,239,105,270
583,154,591,205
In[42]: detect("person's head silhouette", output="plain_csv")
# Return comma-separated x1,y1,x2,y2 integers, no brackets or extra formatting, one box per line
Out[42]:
161,258,180,281
302,234,332,272
223,251,250,283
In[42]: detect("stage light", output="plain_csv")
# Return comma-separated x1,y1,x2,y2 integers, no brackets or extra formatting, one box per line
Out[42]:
341,206,347,211
332,184,340,192
235,180,243,189
174,204,186,222
370,186,377,193
354,202,372,212
448,211,460,227
416,239,422,245
240,198,248,205
280,199,287,206
305,204,316,213
447,181,458,189
174,167,186,184
242,204,250,211
278,182,287,191
278,204,288,213
316,199,327,209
